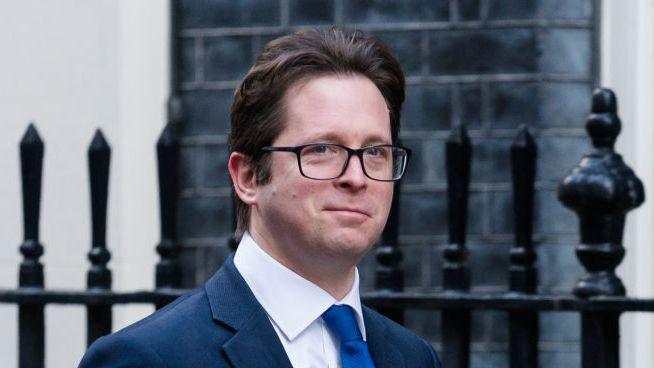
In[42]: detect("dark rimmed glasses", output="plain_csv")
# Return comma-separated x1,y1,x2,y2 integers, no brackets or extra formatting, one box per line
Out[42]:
261,143,411,181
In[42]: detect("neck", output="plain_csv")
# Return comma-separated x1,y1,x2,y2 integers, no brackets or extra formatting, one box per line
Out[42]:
247,228,357,300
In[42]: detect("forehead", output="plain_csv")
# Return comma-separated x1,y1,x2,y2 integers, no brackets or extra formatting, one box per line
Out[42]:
276,74,392,145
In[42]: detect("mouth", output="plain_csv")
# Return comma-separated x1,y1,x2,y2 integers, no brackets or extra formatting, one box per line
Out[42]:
323,207,371,218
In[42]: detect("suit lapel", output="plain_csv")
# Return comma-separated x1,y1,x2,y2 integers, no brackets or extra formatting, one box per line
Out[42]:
364,307,405,368
222,311,293,368
204,255,293,368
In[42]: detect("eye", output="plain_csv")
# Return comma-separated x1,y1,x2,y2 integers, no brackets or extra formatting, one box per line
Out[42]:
365,146,388,157
313,145,328,153
303,144,338,155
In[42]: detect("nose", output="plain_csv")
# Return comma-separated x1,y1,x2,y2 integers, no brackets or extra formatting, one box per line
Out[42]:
335,154,367,190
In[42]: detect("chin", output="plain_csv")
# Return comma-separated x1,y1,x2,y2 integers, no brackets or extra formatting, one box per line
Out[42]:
323,230,377,259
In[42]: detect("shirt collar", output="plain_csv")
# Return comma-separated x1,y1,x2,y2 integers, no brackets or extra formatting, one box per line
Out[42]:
233,232,366,341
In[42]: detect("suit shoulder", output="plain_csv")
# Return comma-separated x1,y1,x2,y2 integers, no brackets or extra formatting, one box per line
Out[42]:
80,287,215,366
79,330,165,367
104,287,207,337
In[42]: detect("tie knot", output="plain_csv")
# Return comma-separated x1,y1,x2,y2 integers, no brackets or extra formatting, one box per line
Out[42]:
321,305,362,342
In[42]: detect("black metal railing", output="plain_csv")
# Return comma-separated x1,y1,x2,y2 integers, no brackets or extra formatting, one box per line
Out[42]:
0,88,649,368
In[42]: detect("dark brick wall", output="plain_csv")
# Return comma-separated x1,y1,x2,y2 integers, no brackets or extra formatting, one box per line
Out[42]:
174,0,598,366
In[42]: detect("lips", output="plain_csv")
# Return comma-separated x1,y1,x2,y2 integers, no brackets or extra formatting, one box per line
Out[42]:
323,207,371,217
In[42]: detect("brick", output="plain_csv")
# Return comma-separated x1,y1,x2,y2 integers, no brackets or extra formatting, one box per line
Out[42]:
203,145,231,188
470,351,508,368
289,0,334,25
404,309,441,341
252,33,286,56
536,244,584,292
421,139,447,184
470,138,512,183
492,189,580,236
469,242,511,287
536,136,590,182
203,36,253,82
399,192,448,236
400,245,427,288
343,0,449,23
487,0,537,20
471,311,509,342
534,190,578,235
489,190,512,235
180,89,233,136
180,38,198,83
357,250,377,291
539,351,580,368
429,29,538,75
400,138,425,185
460,83,483,128
539,29,592,75
539,83,591,128
372,31,423,77
488,82,539,129
540,0,593,20
177,196,233,239
458,0,480,20
402,84,451,130
539,312,580,341
179,0,280,29
466,192,485,235
428,245,443,286
179,145,205,189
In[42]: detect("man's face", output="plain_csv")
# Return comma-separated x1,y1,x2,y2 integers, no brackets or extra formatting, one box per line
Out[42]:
251,74,394,264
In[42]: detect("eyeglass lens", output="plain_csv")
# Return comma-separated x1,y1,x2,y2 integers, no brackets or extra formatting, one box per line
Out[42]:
299,144,407,180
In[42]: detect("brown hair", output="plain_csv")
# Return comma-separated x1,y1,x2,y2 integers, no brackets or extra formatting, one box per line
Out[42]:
229,27,405,239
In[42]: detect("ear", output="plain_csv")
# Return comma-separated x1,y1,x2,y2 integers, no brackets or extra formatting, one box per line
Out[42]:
228,152,258,206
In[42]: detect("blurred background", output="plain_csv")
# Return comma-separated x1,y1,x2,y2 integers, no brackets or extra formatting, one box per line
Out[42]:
0,0,652,367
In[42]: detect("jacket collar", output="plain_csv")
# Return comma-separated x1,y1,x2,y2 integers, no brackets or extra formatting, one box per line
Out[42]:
204,254,293,368
204,254,404,368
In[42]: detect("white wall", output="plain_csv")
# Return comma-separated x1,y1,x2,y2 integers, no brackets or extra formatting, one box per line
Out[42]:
0,1,168,367
602,0,654,367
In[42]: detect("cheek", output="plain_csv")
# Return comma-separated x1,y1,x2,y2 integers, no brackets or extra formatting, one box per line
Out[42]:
376,185,394,213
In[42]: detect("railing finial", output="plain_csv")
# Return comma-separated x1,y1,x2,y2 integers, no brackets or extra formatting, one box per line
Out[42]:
155,122,181,290
558,87,645,298
87,128,112,289
19,122,45,287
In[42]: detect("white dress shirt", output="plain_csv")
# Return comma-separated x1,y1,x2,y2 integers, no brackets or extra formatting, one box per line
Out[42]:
233,232,366,368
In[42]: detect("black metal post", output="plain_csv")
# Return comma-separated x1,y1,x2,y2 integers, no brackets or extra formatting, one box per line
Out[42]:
508,125,539,368
18,124,45,368
86,130,113,346
441,125,471,368
374,174,404,323
558,88,645,368
155,123,181,304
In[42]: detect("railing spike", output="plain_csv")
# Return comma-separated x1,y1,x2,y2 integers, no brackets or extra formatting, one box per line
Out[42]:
508,124,538,368
441,124,472,368
155,122,181,296
86,128,113,346
18,122,45,368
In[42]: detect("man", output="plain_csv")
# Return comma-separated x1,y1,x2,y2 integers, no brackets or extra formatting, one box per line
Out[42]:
80,27,441,368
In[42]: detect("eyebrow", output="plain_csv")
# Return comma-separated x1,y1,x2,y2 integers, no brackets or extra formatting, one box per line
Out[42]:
300,132,392,146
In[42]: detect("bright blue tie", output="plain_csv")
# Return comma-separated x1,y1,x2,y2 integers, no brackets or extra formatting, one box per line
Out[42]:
321,305,376,368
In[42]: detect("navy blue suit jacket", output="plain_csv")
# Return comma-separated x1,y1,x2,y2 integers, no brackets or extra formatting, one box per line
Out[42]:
79,255,441,367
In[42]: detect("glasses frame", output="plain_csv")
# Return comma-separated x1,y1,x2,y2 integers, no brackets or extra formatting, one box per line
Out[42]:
260,143,411,182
